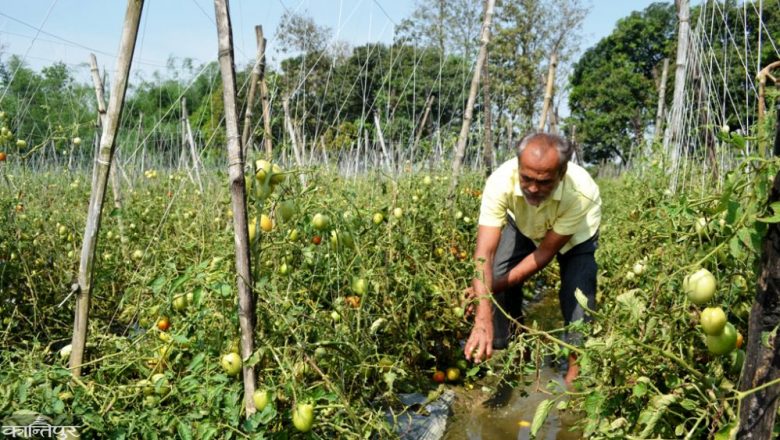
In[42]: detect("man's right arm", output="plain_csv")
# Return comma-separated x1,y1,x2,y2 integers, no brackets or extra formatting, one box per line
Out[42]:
464,225,502,362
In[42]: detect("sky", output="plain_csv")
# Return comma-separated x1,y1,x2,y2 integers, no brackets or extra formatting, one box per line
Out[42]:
0,0,666,82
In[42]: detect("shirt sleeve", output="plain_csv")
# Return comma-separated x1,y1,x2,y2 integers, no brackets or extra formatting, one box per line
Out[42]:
553,194,599,236
477,172,508,228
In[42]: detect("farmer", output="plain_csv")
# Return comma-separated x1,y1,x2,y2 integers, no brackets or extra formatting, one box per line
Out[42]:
463,132,601,385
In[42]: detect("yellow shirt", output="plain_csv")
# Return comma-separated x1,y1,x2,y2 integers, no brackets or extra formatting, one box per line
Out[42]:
478,157,601,254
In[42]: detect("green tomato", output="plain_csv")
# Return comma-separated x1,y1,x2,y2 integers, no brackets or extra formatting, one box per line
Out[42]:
352,278,368,295
700,307,727,336
253,389,272,411
312,213,330,231
276,200,296,223
706,322,737,355
685,268,716,305
172,295,188,312
220,352,242,375
292,403,315,432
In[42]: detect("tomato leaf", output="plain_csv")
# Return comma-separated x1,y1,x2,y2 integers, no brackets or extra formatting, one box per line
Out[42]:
530,398,554,437
177,421,193,440
186,352,206,372
638,394,677,437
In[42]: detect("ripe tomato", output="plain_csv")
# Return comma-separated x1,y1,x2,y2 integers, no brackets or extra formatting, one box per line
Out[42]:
312,235,322,245
157,317,171,331
0,152,6,161
432,370,446,383
736,332,744,349
345,295,361,308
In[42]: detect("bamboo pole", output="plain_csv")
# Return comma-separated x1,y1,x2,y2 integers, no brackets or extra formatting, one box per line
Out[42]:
181,97,203,192
373,110,391,171
214,0,257,417
664,0,690,171
482,23,494,175
448,0,495,197
69,0,143,378
412,94,434,162
653,58,670,143
538,51,558,131
241,25,264,158
89,54,124,215
282,96,306,186
258,30,273,160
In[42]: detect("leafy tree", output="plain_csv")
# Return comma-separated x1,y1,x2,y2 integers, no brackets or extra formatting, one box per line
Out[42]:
567,2,676,163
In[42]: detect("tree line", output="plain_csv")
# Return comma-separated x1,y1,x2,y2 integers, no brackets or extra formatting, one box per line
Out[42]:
0,0,774,167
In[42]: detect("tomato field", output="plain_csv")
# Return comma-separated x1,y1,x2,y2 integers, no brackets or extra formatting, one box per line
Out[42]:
1,0,780,438
0,143,777,438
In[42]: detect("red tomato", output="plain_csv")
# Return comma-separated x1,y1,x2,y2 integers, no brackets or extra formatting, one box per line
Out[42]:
312,235,322,245
432,370,445,383
0,152,6,161
157,317,171,331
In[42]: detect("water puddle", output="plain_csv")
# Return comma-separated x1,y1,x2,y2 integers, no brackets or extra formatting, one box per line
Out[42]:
442,288,582,440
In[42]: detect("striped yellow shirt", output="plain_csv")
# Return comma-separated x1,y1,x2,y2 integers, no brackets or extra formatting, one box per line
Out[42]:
478,157,601,254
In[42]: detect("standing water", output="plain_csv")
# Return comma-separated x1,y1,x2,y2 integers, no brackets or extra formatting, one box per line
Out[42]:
441,288,582,440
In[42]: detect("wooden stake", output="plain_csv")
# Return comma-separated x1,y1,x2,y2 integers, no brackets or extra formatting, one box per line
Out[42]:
653,58,670,143
89,54,124,214
449,0,496,198
70,0,143,378
482,16,494,176
241,25,265,158
538,51,558,131
373,110,391,171
282,96,306,186
181,97,203,193
214,0,257,417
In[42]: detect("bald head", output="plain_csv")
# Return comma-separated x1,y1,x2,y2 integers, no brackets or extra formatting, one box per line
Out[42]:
516,133,571,206
516,132,573,171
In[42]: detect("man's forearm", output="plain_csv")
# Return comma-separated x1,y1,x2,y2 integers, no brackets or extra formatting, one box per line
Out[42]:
493,249,555,293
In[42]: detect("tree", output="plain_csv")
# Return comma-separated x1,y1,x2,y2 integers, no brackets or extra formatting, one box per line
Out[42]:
275,10,332,55
567,2,677,163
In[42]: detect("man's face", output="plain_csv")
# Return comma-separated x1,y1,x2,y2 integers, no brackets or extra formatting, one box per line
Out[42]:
518,144,564,206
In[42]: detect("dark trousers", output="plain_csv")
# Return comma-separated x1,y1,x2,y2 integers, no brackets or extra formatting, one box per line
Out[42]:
491,216,598,349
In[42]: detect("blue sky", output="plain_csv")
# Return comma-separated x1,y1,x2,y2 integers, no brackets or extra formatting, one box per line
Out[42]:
0,0,665,80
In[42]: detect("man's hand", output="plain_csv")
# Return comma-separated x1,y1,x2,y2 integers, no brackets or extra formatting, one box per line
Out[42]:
462,287,477,317
464,313,493,363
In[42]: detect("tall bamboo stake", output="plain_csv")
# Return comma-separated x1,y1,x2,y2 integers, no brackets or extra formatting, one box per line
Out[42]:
282,96,306,185
482,20,494,176
373,110,392,171
258,28,273,160
241,25,264,158
214,0,258,416
448,0,495,197
69,0,143,378
412,94,434,162
181,97,203,192
538,51,558,131
89,54,124,215
664,0,690,175
653,58,670,143
214,0,257,417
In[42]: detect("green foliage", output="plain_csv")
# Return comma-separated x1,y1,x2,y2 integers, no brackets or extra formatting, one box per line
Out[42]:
568,2,677,163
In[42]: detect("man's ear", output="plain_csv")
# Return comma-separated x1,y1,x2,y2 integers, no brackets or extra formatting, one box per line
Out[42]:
558,162,568,178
